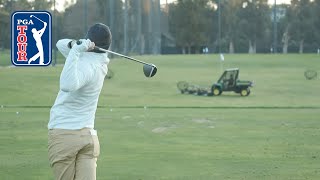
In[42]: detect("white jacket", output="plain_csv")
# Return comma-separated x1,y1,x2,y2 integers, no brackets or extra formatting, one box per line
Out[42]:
48,39,109,130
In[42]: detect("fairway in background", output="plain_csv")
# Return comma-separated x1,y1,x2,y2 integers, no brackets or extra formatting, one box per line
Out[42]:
1,54,319,107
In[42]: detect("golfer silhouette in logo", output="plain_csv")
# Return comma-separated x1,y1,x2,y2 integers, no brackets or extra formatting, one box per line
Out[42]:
28,16,47,65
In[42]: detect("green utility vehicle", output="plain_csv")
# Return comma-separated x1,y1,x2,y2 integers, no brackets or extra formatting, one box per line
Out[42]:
210,68,253,96
177,68,253,96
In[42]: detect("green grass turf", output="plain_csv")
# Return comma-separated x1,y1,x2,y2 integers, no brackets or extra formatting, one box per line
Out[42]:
0,53,320,179
0,108,319,179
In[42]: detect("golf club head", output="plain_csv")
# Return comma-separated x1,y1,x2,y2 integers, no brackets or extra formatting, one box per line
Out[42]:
143,64,157,78
30,15,33,18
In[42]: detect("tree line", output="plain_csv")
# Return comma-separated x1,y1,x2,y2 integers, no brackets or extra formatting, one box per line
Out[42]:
0,0,319,54
169,0,320,54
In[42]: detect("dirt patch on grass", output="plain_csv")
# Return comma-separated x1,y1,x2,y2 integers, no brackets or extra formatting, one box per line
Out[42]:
192,118,212,123
137,121,144,126
152,127,168,133
122,116,131,119
151,125,177,133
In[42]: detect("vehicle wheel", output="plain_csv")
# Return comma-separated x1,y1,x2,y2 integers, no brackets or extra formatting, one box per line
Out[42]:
177,81,189,94
240,88,250,96
212,87,222,96
304,69,317,80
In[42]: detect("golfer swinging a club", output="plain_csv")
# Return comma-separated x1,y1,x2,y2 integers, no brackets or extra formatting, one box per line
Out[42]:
28,15,47,65
48,23,112,180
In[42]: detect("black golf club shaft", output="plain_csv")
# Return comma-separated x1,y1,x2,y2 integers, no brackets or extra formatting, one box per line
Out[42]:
76,40,157,77
96,46,158,77
94,47,153,66
76,40,154,67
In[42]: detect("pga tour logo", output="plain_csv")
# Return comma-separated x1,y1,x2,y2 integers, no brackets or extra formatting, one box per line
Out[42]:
11,11,52,66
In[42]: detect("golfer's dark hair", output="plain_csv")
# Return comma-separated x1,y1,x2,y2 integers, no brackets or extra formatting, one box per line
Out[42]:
85,23,112,53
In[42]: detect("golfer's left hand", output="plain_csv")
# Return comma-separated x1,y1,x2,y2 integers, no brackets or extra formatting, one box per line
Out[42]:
73,39,95,52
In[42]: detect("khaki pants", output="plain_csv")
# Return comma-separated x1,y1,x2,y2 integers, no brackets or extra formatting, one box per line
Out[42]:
48,128,100,180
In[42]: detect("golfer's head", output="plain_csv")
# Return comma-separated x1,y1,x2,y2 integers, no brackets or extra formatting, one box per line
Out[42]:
85,23,112,53
31,28,37,33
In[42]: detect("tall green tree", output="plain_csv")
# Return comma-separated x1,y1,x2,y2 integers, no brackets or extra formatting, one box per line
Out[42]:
278,4,292,54
168,0,214,54
237,0,270,53
289,0,314,53
312,0,320,48
214,0,243,53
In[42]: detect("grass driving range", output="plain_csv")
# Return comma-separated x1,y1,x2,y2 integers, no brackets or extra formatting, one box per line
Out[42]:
0,54,320,179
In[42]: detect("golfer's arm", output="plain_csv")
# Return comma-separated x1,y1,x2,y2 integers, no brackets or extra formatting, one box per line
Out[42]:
59,50,92,92
56,39,73,58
